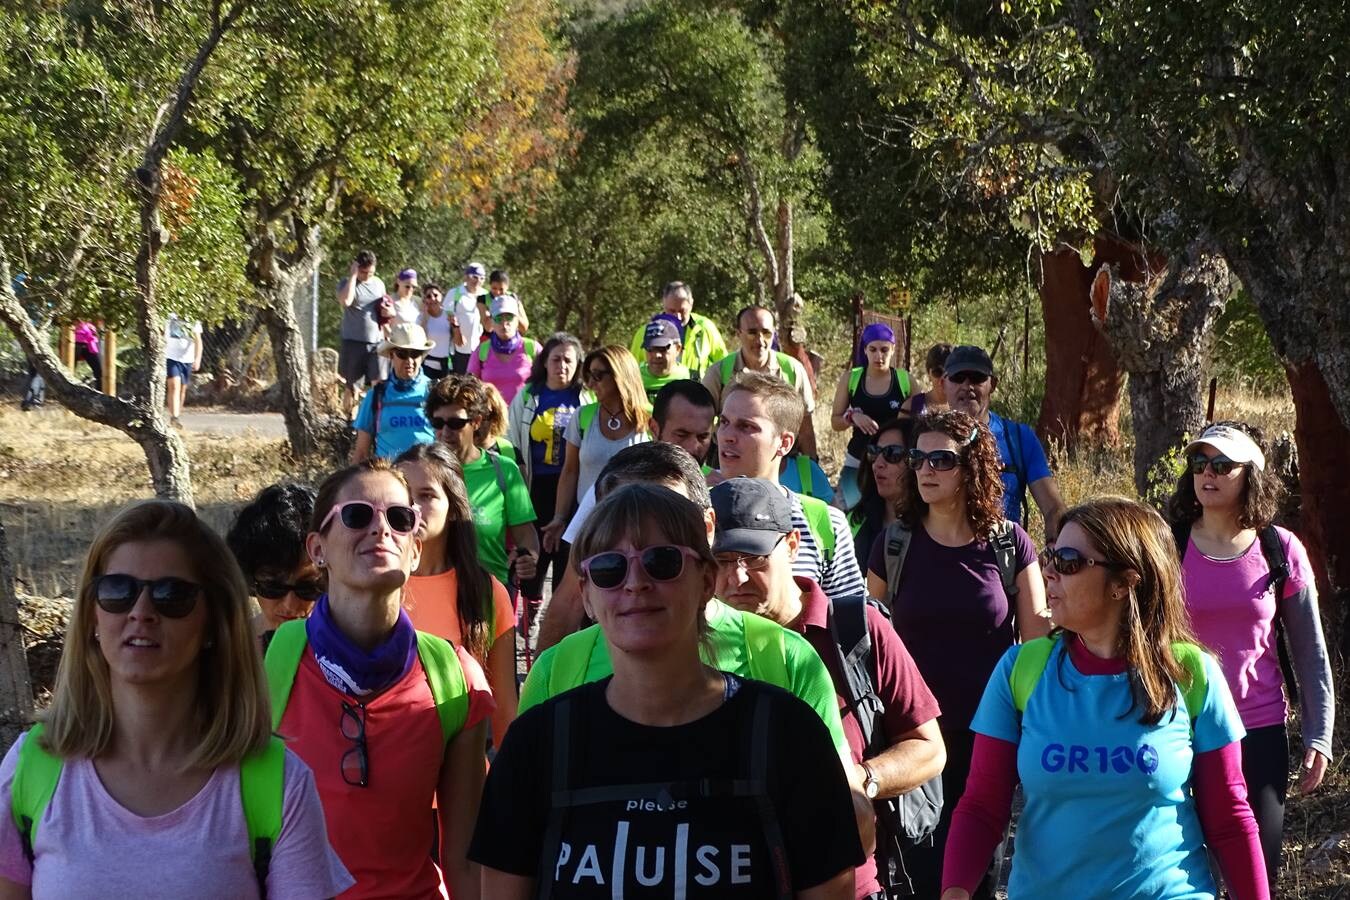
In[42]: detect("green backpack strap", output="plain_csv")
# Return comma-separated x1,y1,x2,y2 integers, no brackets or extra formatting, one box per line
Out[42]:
1170,642,1209,724
239,735,287,897
478,342,490,363
775,352,799,387
795,454,814,497
847,366,863,396
415,631,470,746
798,494,836,561
11,724,62,864
524,338,541,358
896,368,911,398
263,620,309,731
742,611,788,687
1010,634,1060,713
719,353,737,386
577,403,598,438
548,627,603,695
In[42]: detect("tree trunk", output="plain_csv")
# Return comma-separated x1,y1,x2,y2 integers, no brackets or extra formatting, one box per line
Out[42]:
1034,245,1125,449
1089,235,1233,498
0,514,35,753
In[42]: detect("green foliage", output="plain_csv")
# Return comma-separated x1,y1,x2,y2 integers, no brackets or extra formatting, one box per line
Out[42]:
1212,289,1285,396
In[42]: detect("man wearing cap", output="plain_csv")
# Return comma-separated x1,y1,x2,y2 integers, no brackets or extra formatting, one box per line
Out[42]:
628,280,728,379
704,304,818,457
943,344,1067,540
480,268,530,337
351,322,437,462
637,317,690,402
336,249,387,420
468,293,540,404
711,477,945,900
448,262,489,374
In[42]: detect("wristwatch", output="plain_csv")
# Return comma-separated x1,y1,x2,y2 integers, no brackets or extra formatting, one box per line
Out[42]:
861,762,880,799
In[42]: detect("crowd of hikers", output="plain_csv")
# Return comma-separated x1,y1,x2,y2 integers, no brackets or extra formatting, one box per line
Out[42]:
0,250,1336,899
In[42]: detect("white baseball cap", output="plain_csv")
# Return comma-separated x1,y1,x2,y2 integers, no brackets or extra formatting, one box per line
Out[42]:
490,294,521,318
1186,424,1265,471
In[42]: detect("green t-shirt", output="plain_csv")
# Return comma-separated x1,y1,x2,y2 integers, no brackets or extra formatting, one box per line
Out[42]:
639,362,692,402
463,449,537,584
519,599,849,757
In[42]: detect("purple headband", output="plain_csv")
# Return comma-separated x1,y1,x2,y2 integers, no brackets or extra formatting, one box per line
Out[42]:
398,268,417,282
856,322,896,365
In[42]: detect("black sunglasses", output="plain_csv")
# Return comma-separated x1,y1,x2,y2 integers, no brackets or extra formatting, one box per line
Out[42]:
1039,546,1124,576
319,501,420,535
254,579,324,601
581,545,697,590
867,443,907,465
92,574,201,618
906,448,962,471
584,367,612,383
1188,454,1246,477
946,371,990,385
392,349,423,361
341,701,369,788
430,415,472,431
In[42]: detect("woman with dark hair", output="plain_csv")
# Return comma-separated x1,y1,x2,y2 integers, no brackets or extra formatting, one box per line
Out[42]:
265,459,493,899
901,342,953,419
1167,421,1334,892
863,410,1047,898
542,345,651,553
846,419,907,577
943,497,1266,900
425,374,539,592
831,323,911,509
227,482,324,635
397,442,518,746
470,484,864,897
507,332,590,613
0,501,350,898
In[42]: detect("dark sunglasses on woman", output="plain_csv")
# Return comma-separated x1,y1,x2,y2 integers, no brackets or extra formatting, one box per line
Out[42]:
1038,546,1124,576
1188,454,1245,477
866,443,907,465
906,448,961,471
93,574,202,618
580,545,701,590
254,579,325,601
319,501,420,535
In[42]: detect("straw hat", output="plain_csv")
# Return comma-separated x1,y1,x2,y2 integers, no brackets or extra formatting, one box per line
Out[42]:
378,322,435,356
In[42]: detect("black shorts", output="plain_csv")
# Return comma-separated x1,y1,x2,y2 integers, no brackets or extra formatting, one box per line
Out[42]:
339,340,385,387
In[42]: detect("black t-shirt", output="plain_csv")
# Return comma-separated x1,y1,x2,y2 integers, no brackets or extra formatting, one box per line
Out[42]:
847,369,908,459
469,675,863,896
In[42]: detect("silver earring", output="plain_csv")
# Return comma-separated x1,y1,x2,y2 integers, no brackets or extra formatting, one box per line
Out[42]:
316,558,326,568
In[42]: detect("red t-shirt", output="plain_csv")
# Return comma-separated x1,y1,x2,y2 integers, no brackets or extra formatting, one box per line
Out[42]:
278,647,492,898
792,576,942,899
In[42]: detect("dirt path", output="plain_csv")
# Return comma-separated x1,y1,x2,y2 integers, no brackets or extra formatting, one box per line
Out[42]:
178,408,288,437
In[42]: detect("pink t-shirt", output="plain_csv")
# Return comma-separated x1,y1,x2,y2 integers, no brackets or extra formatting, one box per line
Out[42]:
0,734,352,899
1182,526,1312,730
467,345,532,404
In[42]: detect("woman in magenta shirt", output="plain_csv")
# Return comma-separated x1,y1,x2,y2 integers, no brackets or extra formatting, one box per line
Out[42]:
468,293,536,403
1168,421,1334,893
0,500,350,899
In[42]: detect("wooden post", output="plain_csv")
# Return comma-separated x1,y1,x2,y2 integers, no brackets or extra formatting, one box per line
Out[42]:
58,326,75,371
904,314,913,371
1206,377,1218,423
102,328,117,397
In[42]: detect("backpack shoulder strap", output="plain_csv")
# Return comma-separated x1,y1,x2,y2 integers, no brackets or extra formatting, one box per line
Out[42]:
746,691,793,900
577,403,598,438
742,612,788,687
1257,526,1290,598
1170,642,1209,724
485,446,508,498
775,352,799,387
990,520,1020,599
478,341,490,363
719,353,737,385
370,381,387,446
524,338,541,358
1010,634,1060,713
415,631,470,746
798,494,836,560
882,520,913,606
12,724,62,864
263,620,309,731
895,368,911,398
548,627,604,696
239,735,287,897
827,594,885,752
848,366,864,396
795,455,813,497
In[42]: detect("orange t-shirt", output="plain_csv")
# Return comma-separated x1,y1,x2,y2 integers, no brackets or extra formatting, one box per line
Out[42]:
403,571,514,663
278,648,492,899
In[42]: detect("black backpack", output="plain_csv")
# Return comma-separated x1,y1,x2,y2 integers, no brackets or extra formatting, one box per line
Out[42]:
828,592,941,898
882,519,1020,607
1172,522,1297,700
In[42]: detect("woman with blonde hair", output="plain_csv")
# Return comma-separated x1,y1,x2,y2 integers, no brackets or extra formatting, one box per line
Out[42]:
542,344,651,553
0,501,350,898
942,497,1266,900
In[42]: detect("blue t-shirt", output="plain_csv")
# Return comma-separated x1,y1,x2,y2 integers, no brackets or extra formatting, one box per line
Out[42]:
352,374,436,460
987,412,1052,523
972,640,1245,900
778,455,835,503
527,385,583,476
